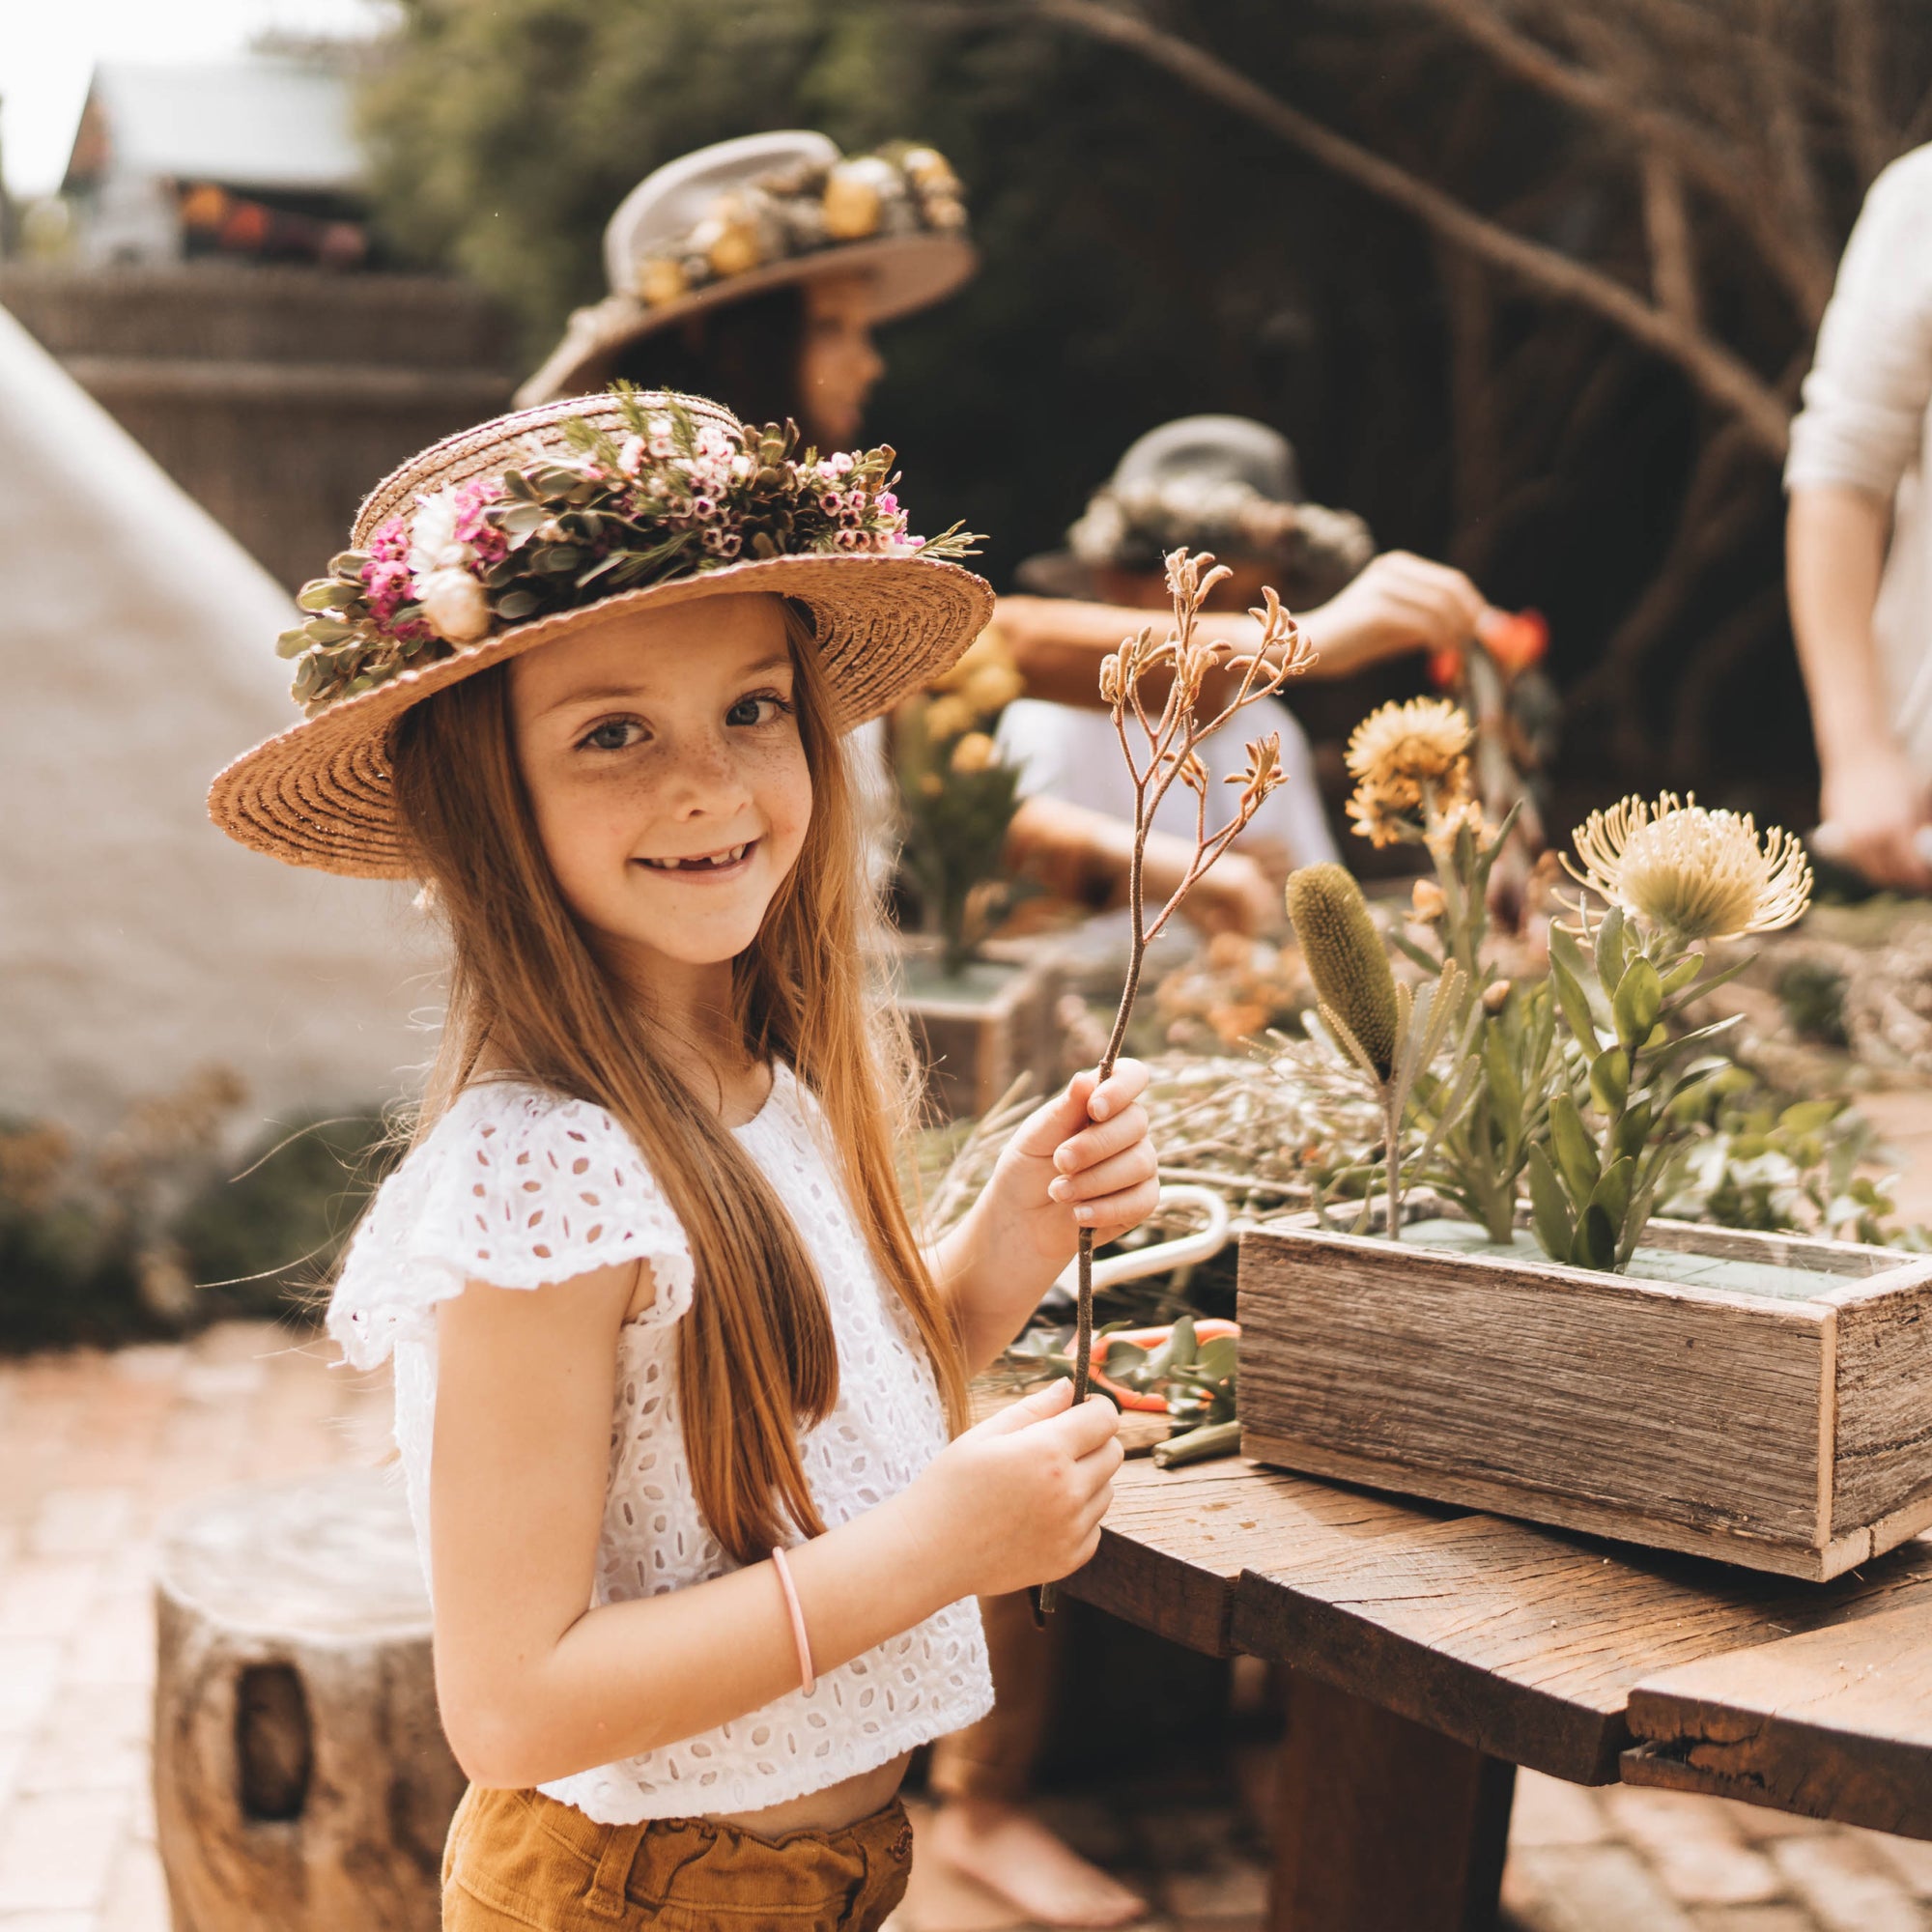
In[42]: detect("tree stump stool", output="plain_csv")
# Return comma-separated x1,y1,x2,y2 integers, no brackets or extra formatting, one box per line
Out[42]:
154,1468,464,1932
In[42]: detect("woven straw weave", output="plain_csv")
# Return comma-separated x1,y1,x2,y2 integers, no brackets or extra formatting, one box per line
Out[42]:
207,393,993,877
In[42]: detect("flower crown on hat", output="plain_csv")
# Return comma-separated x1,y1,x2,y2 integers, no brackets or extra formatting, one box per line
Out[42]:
1067,474,1375,584
632,142,968,310
278,387,979,717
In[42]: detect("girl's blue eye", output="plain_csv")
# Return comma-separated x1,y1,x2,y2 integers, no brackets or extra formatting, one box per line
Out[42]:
726,694,792,728
582,720,642,752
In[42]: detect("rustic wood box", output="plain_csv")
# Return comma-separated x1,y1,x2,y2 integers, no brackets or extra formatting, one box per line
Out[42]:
1236,1212,1932,1580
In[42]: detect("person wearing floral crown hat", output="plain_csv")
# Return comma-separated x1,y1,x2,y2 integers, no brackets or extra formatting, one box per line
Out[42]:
518,129,973,445
208,387,1154,1931
997,415,1499,934
999,415,1361,929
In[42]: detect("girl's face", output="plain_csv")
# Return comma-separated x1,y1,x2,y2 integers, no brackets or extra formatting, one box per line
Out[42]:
507,594,812,985
798,270,885,446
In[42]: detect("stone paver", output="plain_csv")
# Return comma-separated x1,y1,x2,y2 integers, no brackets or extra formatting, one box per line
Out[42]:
0,1326,1928,1932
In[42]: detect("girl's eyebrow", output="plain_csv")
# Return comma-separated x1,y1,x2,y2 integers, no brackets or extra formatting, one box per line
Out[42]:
537,655,794,719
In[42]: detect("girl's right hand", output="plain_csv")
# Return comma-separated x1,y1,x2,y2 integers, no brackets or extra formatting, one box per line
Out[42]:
908,1380,1123,1598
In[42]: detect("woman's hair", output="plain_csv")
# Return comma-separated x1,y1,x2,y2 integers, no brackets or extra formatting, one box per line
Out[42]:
388,598,964,1564
609,286,808,433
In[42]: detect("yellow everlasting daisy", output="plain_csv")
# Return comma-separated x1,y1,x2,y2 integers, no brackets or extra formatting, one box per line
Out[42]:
1564,792,1812,942
1344,697,1474,846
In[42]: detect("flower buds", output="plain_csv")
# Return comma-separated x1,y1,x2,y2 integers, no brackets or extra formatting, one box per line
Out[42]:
1285,864,1400,1080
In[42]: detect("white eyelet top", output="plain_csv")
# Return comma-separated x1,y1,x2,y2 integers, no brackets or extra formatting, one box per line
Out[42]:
327,1064,992,1824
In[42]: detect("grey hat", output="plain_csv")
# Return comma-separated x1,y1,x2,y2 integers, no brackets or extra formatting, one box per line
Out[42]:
1017,412,1371,605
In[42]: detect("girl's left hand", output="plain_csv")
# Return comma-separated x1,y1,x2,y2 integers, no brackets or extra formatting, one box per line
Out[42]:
995,1060,1159,1252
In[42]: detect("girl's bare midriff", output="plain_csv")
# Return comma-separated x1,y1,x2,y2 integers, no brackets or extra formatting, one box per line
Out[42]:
705,1749,911,1837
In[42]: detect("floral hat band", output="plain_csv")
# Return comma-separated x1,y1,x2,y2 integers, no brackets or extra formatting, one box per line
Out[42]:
210,388,994,878
280,385,977,717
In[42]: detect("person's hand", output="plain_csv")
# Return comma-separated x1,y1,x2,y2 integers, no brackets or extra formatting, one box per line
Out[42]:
1818,747,1932,891
1302,552,1487,676
988,1061,1159,1260
1188,849,1278,936
908,1380,1122,1595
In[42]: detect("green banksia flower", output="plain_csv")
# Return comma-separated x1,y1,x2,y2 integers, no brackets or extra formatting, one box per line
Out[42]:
1286,864,1400,1078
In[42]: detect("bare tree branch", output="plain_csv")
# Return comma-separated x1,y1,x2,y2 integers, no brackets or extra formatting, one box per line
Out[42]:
1833,0,1898,181
1033,0,1794,457
1640,151,1699,328
1413,0,1833,322
1744,0,1836,286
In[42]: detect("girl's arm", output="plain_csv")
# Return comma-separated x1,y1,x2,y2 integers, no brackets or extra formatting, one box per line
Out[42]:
430,1263,1121,1789
927,1062,1159,1372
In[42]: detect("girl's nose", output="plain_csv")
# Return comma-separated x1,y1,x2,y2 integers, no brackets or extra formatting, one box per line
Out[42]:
661,733,752,816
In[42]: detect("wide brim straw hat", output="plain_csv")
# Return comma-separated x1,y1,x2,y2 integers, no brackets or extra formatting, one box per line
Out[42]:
208,389,993,879
518,131,977,409
1016,413,1370,605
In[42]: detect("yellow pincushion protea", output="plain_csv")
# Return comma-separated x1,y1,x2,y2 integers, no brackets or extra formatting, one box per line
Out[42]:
1344,697,1474,846
1564,792,1813,942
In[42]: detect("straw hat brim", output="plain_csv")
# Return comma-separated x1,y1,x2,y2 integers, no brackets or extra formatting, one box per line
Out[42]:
515,233,978,409
208,551,993,879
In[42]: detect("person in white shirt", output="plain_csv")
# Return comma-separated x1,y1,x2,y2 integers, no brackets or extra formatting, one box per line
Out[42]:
1786,145,1932,890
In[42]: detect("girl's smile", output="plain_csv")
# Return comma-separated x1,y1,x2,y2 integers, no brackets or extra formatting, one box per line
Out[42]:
634,838,759,877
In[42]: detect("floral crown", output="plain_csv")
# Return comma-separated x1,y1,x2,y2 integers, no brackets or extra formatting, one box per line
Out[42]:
634,143,968,310
279,388,977,716
1067,475,1374,591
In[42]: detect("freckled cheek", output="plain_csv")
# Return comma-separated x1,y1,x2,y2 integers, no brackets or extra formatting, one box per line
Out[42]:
746,739,813,860
526,765,657,902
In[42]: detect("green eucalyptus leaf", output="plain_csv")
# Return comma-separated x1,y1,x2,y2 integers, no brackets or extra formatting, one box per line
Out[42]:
1571,1202,1618,1271
275,628,312,659
494,589,541,621
1527,1145,1576,1261
1590,1046,1631,1116
297,581,343,613
1593,905,1628,1000
1548,1089,1601,1200
1614,957,1663,1049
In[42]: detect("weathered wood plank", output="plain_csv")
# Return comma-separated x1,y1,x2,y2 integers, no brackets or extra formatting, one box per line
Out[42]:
1240,1429,1866,1581
1230,1508,1932,1784
1238,1223,1834,1561
1829,1270,1932,1542
1061,1453,1458,1655
1270,1673,1515,1932
1624,1599,1932,1839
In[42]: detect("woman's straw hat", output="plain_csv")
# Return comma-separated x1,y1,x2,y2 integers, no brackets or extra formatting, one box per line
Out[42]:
518,131,977,409
208,389,992,879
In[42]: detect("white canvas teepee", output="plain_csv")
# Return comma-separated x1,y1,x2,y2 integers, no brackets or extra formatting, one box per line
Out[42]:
0,303,435,1139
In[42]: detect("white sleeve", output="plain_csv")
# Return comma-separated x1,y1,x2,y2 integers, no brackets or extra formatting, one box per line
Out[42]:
325,1083,696,1371
1786,148,1932,501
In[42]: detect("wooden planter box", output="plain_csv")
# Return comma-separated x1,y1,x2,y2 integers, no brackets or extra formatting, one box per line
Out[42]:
1236,1212,1932,1580
895,938,1064,1122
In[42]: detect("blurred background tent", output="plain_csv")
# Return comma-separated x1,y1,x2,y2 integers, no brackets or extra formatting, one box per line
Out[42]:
345,0,1932,835
0,303,433,1140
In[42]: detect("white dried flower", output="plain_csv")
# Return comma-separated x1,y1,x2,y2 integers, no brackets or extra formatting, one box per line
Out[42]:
417,567,493,645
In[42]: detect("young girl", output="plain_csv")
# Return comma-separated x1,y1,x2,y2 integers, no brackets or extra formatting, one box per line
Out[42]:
209,387,1153,1930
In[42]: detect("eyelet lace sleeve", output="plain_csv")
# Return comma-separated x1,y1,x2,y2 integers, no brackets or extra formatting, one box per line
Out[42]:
327,1082,696,1370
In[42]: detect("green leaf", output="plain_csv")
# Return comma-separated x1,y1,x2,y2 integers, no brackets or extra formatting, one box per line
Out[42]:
1388,929,1446,976
275,628,312,659
1570,1203,1618,1271
1526,1145,1576,1261
1482,1022,1522,1144
1593,905,1628,1000
1613,957,1663,1049
1549,1089,1601,1200
298,580,343,612
1547,949,1600,1050
1586,1154,1635,1236
494,589,541,620
1589,1047,1630,1117
1659,953,1704,998
1613,1099,1655,1162
1778,1099,1843,1137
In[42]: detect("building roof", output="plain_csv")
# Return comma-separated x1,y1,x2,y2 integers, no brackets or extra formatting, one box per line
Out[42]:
64,57,362,196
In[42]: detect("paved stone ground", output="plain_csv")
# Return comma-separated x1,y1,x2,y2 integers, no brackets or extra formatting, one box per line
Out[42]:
2,1323,1930,1932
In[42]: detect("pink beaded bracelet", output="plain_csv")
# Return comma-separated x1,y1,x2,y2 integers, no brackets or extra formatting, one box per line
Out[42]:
770,1545,815,1694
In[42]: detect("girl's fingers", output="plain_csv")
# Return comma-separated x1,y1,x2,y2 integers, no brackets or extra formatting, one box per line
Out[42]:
1049,1141,1156,1206
1085,1059,1149,1122
1077,1176,1161,1236
1052,1103,1150,1176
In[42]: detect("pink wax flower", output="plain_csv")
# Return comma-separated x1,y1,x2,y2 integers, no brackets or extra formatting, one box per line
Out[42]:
618,435,648,477
876,492,898,516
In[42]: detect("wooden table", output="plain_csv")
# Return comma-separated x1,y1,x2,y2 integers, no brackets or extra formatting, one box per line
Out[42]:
1061,1452,1932,1931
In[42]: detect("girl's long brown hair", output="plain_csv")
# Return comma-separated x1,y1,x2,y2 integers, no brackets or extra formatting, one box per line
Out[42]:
388,598,964,1564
